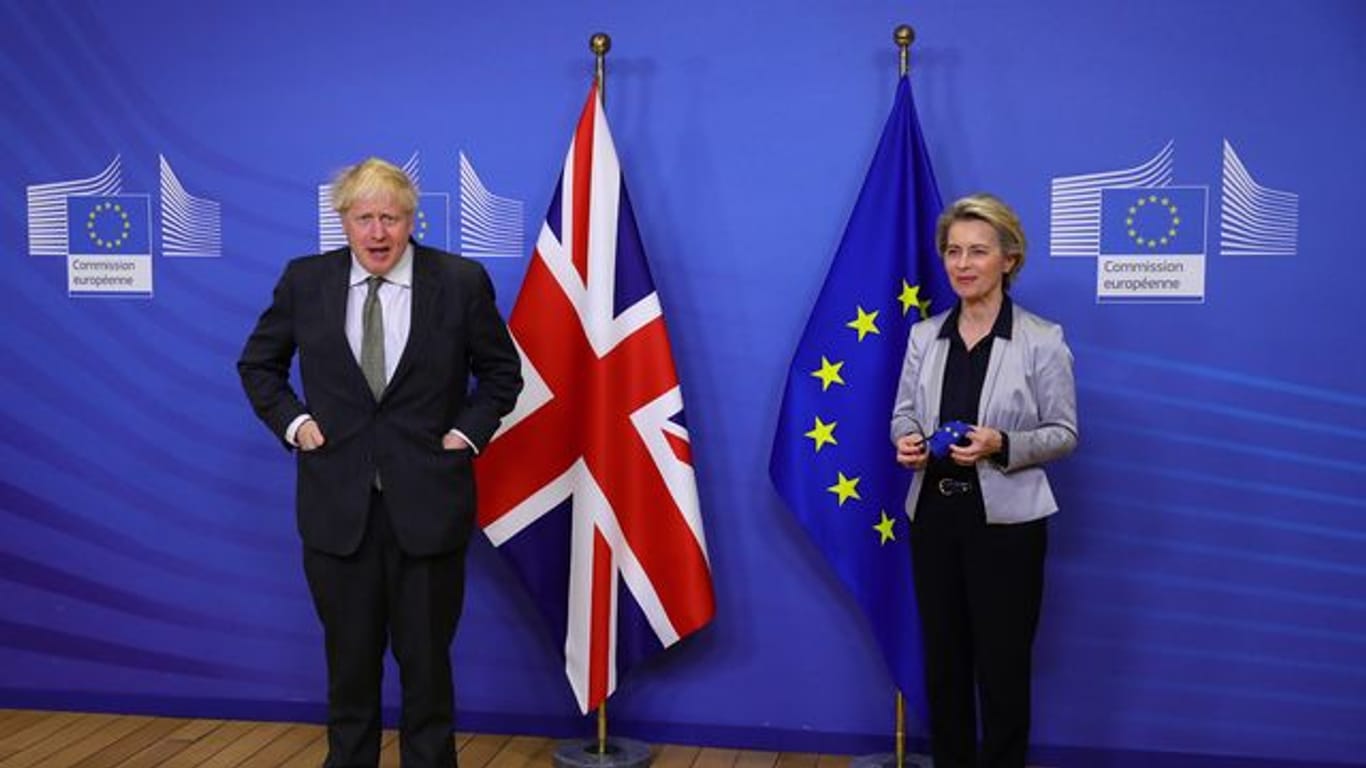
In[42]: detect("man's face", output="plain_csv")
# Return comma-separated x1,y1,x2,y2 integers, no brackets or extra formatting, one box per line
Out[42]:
342,195,413,276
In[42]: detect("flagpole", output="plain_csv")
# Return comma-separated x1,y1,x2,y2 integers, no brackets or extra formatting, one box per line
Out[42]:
851,26,933,768
593,30,612,758
591,32,611,105
592,29,609,759
894,22,913,768
553,36,650,768
590,37,611,759
895,23,914,78
898,24,925,768
598,701,608,756
895,691,906,768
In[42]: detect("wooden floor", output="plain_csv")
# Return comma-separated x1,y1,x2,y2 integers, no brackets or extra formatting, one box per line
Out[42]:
0,710,853,768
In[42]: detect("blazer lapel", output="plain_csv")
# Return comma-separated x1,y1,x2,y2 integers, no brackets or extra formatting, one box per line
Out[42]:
322,250,350,338
322,249,374,399
977,304,1014,421
924,317,951,430
386,246,441,395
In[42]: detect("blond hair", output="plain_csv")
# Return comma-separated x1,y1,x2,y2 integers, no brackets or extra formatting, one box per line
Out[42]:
936,193,1027,288
330,157,418,216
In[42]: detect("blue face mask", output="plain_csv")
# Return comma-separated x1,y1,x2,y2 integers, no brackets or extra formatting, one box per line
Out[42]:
927,420,972,458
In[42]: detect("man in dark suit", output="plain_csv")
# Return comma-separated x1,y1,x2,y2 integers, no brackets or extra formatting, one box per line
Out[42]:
238,157,522,767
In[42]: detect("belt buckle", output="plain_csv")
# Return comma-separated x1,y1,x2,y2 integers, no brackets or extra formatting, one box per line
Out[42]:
937,478,972,497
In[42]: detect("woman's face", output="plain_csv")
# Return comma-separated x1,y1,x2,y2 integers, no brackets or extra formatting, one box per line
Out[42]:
942,219,1017,303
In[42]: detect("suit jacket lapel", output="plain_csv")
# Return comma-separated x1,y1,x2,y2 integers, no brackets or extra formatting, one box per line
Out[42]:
322,249,350,336
386,245,441,395
323,249,374,399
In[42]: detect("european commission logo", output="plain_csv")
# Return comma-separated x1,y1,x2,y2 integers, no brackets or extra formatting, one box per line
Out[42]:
1096,186,1209,302
68,197,151,254
317,151,523,258
64,196,153,296
1049,140,1298,303
1100,188,1206,255
26,155,223,299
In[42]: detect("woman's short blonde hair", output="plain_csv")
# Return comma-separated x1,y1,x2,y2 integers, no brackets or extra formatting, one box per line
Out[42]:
936,193,1027,288
330,157,418,216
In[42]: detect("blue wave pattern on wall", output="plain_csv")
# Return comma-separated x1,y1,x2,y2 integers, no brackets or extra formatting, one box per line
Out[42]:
1,0,319,704
1038,343,1366,756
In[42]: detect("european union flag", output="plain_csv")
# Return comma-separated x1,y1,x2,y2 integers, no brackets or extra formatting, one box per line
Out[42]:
1100,186,1208,255
66,195,151,256
769,76,952,716
414,193,451,251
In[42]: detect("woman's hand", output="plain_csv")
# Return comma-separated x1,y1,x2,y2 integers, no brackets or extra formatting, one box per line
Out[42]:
948,425,1003,466
895,433,929,470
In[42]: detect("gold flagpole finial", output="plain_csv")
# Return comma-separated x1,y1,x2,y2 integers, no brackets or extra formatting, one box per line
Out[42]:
894,24,915,77
590,32,612,104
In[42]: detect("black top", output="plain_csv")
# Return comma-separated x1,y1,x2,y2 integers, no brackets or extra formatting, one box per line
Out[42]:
922,296,1014,494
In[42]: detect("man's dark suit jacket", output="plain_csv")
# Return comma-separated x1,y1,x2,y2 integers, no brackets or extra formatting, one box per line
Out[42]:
238,243,522,557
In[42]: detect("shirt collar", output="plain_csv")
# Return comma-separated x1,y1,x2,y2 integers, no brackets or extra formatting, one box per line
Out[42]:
938,294,1015,341
349,241,414,288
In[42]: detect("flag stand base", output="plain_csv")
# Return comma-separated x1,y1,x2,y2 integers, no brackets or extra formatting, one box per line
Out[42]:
850,752,934,768
552,737,652,768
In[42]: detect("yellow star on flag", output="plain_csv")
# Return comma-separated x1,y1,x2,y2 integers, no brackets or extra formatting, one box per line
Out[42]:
804,417,838,452
811,356,846,391
899,280,932,319
827,471,861,506
874,510,898,544
846,306,880,342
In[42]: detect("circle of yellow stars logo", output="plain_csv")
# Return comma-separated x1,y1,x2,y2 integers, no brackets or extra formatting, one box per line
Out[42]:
85,201,132,250
1125,194,1181,250
414,208,429,241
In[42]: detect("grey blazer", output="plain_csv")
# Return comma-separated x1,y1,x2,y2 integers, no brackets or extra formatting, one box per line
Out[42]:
890,302,1078,524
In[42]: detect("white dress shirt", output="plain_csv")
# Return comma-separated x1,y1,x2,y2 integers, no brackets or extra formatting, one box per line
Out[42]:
285,244,474,452
344,245,413,383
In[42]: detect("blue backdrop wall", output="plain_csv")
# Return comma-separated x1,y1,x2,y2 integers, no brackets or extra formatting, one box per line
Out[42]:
2,1,1363,765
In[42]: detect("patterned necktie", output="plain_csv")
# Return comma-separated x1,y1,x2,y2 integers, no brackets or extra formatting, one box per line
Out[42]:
360,276,386,400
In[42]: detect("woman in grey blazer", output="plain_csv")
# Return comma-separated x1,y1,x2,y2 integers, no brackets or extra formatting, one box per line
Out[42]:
891,194,1077,768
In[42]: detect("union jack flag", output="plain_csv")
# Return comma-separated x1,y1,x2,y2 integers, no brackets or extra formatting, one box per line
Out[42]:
475,83,715,714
